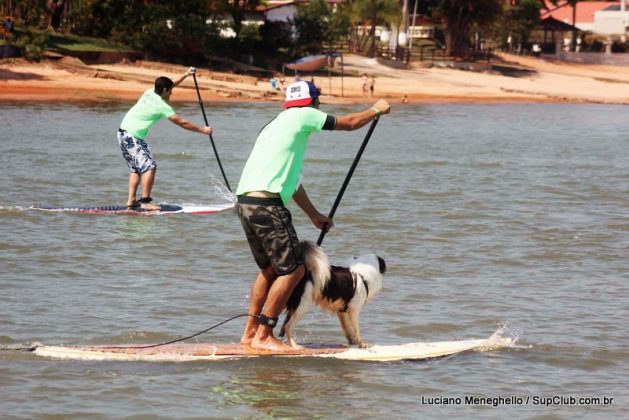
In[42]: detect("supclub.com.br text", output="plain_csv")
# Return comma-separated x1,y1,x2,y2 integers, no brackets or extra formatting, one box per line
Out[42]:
420,395,614,407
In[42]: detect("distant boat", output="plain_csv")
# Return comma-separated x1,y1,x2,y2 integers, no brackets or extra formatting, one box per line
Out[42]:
285,55,330,72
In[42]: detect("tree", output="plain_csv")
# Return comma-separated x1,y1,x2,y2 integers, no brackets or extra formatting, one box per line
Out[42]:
223,0,263,38
352,0,400,57
293,0,330,55
70,0,147,39
69,0,219,59
46,0,66,30
494,0,543,52
433,0,502,57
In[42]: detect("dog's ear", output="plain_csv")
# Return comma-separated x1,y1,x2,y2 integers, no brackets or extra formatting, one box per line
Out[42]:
377,257,386,274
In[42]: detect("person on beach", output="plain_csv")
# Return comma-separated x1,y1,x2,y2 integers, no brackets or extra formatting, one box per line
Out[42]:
361,73,368,97
368,75,375,98
117,67,212,210
3,17,13,36
236,80,391,351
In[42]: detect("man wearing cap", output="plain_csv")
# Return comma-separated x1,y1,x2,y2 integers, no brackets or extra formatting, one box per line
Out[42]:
236,80,390,351
117,67,213,211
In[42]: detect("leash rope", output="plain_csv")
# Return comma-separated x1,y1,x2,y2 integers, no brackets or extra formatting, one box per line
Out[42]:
103,313,259,349
1,314,261,352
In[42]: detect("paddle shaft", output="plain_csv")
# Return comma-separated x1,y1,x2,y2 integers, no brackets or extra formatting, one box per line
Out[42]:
317,116,380,246
192,72,232,192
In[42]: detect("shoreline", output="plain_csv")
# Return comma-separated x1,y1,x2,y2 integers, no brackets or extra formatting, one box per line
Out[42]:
2,53,629,105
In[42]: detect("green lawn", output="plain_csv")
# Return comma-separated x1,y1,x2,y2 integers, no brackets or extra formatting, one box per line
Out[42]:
46,31,131,52
12,27,131,52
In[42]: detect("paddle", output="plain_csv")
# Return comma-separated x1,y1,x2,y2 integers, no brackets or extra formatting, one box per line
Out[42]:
316,116,380,246
192,70,232,192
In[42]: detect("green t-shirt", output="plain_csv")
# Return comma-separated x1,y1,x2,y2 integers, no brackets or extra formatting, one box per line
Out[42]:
120,89,176,140
236,107,328,204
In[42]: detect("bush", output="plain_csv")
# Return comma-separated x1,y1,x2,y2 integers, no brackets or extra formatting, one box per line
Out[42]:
611,41,627,53
14,28,50,61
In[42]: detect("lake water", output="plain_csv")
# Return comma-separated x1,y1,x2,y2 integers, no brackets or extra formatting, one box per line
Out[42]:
0,101,627,418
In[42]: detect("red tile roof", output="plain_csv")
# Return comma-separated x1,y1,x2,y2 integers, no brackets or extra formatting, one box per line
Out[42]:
541,1,620,24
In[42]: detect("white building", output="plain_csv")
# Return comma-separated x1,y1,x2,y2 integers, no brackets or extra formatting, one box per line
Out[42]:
594,1,629,35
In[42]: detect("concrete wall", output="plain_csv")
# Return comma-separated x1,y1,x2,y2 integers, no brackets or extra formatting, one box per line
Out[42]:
550,51,629,66
0,44,19,58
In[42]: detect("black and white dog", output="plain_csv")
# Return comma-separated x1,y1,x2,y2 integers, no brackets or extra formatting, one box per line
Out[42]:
280,241,386,348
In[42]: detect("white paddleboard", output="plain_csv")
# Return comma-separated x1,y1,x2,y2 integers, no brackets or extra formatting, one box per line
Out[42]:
33,330,512,362
29,203,235,215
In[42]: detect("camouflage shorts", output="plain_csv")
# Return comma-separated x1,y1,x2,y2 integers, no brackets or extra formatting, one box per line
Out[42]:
236,195,303,276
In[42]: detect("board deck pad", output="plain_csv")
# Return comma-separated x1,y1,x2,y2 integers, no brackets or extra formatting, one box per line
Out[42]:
29,203,235,215
33,330,513,362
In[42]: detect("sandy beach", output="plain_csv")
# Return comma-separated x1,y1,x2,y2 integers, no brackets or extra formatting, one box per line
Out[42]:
1,53,629,105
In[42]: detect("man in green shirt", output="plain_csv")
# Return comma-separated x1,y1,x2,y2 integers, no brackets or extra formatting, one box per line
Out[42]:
117,67,212,210
236,80,390,351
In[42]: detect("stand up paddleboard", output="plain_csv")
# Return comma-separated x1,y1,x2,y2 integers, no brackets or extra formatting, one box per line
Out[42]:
29,203,235,215
33,330,512,362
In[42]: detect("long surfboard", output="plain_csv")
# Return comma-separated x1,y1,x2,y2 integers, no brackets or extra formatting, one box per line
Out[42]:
33,331,512,362
29,203,235,215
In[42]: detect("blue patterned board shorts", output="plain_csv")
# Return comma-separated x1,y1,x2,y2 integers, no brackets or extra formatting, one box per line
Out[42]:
117,129,157,174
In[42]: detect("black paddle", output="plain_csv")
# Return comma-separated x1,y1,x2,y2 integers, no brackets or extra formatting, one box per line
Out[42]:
192,70,232,192
316,116,380,246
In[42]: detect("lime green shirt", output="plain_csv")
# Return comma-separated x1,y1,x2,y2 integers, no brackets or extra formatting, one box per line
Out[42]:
237,107,328,204
120,89,176,140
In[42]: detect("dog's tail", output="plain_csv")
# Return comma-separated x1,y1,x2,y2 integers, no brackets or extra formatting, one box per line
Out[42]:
301,240,330,297
278,312,291,338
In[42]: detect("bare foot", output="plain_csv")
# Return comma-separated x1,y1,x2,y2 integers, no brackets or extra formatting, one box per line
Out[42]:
240,334,254,345
251,336,294,352
240,320,259,345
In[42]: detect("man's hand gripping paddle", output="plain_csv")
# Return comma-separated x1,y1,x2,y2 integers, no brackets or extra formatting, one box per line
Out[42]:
191,68,232,192
316,117,380,246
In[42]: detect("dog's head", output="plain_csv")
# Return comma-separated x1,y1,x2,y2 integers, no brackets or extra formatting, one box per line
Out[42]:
344,253,386,300
344,254,386,275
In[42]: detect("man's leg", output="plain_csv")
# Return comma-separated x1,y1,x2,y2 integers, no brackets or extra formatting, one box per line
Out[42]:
127,172,140,207
139,169,160,210
251,264,305,351
240,265,276,345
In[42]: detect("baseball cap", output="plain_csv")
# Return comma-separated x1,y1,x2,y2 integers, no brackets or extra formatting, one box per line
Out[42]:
284,81,320,108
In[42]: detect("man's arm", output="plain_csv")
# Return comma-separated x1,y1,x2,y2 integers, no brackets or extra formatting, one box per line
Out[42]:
334,99,390,131
169,114,212,135
172,67,196,88
293,185,333,232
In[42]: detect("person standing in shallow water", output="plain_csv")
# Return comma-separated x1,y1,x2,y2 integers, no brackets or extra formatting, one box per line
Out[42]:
236,80,391,351
117,67,212,210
